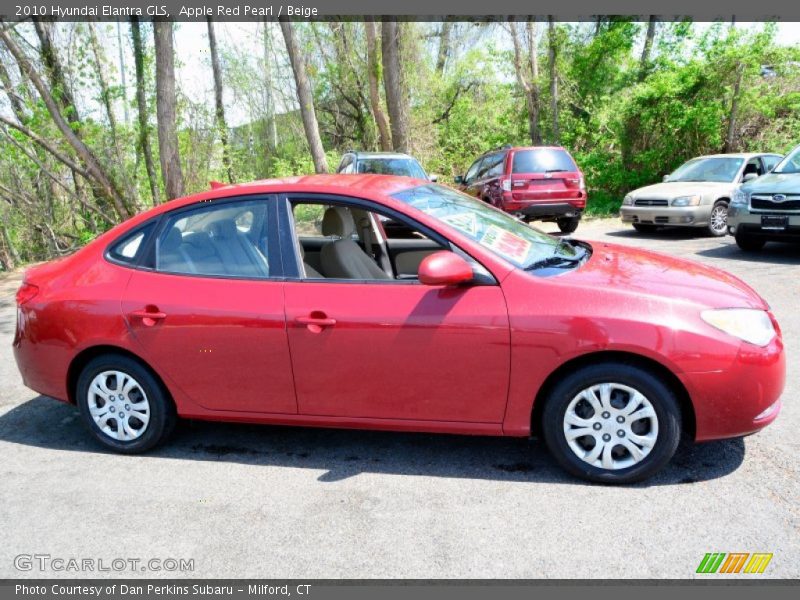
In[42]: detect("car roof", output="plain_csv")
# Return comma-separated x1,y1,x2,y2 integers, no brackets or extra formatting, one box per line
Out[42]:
693,152,781,159
347,151,417,160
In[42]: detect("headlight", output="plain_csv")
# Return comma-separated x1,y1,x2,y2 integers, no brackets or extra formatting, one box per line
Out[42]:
672,195,701,207
701,308,776,346
622,194,633,206
732,187,748,205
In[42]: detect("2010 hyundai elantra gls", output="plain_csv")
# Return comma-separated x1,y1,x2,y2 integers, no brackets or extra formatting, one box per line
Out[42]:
13,175,784,483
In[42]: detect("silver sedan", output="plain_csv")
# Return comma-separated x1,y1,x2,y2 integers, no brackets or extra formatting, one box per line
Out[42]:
620,153,782,236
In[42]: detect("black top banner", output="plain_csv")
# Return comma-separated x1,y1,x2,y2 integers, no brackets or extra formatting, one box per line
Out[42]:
0,0,799,21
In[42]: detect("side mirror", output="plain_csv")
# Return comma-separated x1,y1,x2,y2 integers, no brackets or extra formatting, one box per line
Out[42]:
429,173,439,182
743,172,759,182
418,251,473,286
662,175,670,182
453,175,464,185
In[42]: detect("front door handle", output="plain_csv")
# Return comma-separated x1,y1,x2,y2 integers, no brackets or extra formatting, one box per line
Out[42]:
129,309,167,326
295,314,336,333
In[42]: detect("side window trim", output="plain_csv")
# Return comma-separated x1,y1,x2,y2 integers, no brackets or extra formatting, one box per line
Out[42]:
278,192,497,286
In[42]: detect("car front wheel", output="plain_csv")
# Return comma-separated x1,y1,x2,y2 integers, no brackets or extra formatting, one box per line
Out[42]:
77,355,176,453
708,201,728,237
542,362,682,484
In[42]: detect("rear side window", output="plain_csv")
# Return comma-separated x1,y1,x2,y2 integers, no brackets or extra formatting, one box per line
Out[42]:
512,149,577,173
156,199,271,279
107,223,155,265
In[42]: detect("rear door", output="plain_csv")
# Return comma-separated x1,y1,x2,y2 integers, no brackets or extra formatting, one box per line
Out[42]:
121,196,297,415
508,148,583,201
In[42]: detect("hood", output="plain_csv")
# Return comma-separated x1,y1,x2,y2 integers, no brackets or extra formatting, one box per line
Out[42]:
742,172,799,194
630,181,733,199
564,242,767,310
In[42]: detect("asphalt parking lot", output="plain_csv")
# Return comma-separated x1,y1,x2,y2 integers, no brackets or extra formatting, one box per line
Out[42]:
0,217,798,579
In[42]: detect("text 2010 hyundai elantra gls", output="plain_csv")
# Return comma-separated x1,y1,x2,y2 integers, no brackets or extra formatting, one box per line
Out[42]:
13,175,784,483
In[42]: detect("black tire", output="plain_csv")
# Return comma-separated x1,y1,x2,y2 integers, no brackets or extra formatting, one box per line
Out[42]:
557,216,580,233
735,232,766,252
632,223,658,233
76,354,176,453
707,201,729,237
541,362,682,484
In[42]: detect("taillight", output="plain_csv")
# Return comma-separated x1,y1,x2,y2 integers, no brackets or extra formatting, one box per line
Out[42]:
501,178,512,192
579,175,585,190
16,282,39,305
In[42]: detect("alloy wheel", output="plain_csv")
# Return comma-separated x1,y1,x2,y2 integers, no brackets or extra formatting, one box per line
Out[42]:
710,204,728,235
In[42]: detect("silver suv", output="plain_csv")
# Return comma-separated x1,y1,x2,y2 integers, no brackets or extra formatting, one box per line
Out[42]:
728,144,800,251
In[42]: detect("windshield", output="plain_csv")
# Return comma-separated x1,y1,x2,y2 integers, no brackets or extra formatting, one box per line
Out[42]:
773,145,800,174
666,157,743,183
357,158,427,179
512,149,577,173
391,184,584,270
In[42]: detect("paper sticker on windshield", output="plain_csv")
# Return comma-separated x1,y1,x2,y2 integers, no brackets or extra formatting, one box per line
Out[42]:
441,212,478,236
480,225,532,263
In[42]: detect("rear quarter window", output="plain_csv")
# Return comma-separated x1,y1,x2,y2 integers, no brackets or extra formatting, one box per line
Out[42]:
512,149,577,173
107,223,155,266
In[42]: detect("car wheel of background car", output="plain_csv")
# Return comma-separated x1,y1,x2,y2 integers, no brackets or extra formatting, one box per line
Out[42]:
707,201,729,237
77,354,176,453
541,362,682,484
632,223,658,233
735,232,767,252
557,216,580,233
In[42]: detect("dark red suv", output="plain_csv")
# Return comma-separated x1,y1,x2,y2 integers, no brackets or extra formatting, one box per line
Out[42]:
455,146,587,232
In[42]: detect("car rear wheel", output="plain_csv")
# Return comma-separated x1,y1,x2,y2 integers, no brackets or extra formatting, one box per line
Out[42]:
557,216,580,233
735,232,766,252
707,201,728,237
542,362,682,484
77,355,176,453
632,223,658,233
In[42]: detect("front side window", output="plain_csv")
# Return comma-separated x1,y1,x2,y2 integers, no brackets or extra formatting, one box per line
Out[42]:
762,155,782,172
464,158,483,184
156,199,270,278
667,157,744,183
773,146,800,174
478,153,504,179
393,184,586,270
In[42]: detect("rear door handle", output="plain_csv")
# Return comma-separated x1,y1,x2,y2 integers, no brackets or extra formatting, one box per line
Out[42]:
129,309,167,326
295,315,336,333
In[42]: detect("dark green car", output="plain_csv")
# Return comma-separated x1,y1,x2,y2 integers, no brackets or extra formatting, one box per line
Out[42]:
728,144,800,251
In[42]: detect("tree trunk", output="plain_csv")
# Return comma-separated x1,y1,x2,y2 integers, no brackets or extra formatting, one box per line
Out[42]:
153,21,186,200
131,17,160,204
547,17,559,143
207,18,234,183
33,19,80,128
639,17,657,81
262,20,278,152
279,19,328,174
725,63,744,153
365,21,392,151
0,55,26,119
436,20,452,74
0,28,130,219
116,22,130,125
509,19,541,145
381,21,410,153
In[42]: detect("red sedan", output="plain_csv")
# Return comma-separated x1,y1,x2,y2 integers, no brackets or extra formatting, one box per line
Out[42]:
13,175,784,483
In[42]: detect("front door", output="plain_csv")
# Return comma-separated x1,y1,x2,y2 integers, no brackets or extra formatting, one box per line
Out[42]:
284,198,510,423
122,197,296,414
